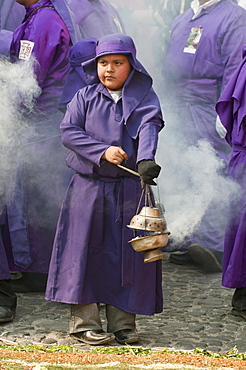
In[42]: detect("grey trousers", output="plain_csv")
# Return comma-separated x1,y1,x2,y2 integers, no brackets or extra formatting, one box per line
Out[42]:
69,303,136,334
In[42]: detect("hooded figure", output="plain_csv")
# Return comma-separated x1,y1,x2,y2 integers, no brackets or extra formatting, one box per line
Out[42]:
58,37,97,113
45,33,164,346
216,44,246,319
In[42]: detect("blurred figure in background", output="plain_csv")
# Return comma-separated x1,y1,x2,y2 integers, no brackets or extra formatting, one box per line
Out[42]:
58,37,97,113
162,0,246,272
217,44,246,320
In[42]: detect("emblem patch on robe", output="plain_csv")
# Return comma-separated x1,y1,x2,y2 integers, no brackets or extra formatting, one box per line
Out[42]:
183,26,203,54
19,40,34,60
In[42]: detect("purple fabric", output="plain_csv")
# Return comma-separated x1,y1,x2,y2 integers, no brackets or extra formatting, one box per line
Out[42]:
0,1,25,31
45,34,164,315
216,45,246,288
58,37,97,112
162,0,246,252
10,0,71,113
67,0,125,39
0,29,12,57
51,0,125,43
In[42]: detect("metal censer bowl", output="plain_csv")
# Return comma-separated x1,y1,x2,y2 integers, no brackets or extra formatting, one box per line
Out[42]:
127,206,170,263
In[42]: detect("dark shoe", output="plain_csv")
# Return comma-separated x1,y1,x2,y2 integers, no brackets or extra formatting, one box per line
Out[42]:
231,308,246,320
70,330,115,345
188,243,222,273
0,306,15,323
11,273,48,293
169,252,194,265
114,329,139,344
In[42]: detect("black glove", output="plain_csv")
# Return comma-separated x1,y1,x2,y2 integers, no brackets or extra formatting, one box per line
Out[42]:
137,160,161,186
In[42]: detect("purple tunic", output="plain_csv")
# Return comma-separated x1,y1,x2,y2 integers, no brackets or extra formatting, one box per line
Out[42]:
162,0,246,252
216,45,246,288
45,34,164,315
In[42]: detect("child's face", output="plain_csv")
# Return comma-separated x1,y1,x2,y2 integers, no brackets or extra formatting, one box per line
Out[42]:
97,54,132,92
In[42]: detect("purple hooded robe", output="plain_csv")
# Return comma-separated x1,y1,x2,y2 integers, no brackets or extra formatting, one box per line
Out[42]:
162,0,246,253
216,45,246,288
58,37,97,113
45,34,164,315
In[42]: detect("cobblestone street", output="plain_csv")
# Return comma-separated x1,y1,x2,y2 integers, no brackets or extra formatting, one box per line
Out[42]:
0,253,245,354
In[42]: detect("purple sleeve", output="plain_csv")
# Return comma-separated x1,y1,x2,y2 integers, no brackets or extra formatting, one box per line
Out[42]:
60,90,109,167
136,121,160,163
220,13,246,91
21,10,70,86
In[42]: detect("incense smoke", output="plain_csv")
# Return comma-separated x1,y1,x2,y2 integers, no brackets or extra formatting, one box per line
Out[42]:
0,58,41,207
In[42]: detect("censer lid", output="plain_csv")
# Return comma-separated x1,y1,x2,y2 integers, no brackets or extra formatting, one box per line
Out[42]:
127,206,167,232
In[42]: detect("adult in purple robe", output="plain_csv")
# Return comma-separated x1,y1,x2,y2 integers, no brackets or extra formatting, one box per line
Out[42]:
0,0,71,322
58,37,97,113
216,44,246,319
45,33,164,345
162,0,246,272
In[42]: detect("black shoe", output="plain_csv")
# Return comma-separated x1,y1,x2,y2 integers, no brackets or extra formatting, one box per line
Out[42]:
0,306,15,323
11,273,48,293
231,309,246,320
114,329,139,344
169,252,194,265
188,243,222,273
70,330,115,345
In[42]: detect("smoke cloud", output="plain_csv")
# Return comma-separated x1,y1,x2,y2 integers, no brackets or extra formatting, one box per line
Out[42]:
0,58,41,207
155,122,239,245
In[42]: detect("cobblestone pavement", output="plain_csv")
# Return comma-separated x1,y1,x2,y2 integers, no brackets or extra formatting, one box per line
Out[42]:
0,253,245,353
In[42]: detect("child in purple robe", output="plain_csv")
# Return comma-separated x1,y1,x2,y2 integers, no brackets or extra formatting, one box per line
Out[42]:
216,44,246,320
45,33,164,345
